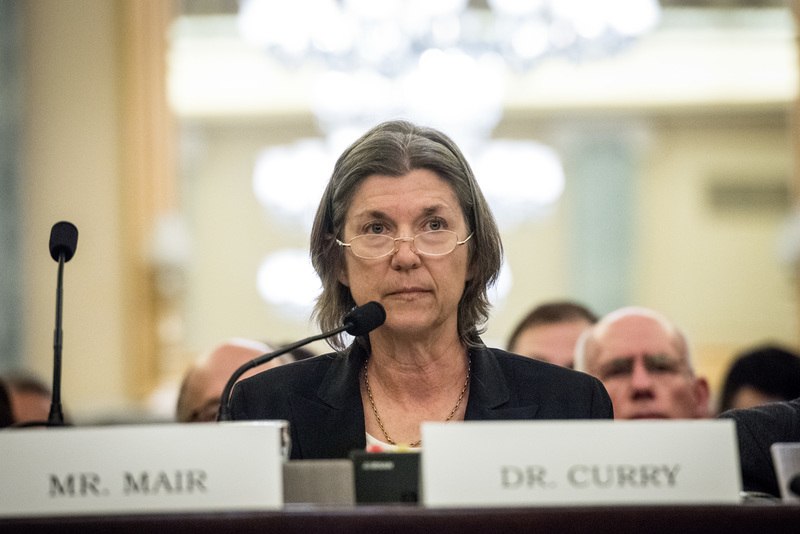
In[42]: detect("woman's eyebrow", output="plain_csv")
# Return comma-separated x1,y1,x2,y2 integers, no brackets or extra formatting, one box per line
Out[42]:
420,205,445,217
351,209,391,222
349,204,456,226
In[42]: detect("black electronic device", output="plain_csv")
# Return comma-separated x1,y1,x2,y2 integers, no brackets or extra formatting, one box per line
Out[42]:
349,450,421,504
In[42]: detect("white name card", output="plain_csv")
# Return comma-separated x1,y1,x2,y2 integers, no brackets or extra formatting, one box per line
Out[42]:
771,442,800,503
420,420,741,507
0,421,286,518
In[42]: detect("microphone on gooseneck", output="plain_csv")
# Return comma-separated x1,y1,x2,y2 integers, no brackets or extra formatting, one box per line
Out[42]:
217,301,386,422
48,221,78,426
49,221,78,263
339,301,387,336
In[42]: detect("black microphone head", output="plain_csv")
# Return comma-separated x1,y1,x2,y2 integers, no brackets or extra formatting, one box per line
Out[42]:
344,301,386,336
49,221,79,262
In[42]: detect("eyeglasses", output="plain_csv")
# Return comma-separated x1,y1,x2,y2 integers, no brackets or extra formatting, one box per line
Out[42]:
337,230,473,259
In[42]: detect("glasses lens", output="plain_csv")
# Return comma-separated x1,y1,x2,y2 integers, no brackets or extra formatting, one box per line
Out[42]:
414,230,457,255
350,234,394,258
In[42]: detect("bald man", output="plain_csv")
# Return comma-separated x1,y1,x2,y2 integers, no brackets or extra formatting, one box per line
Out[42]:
1,373,53,425
176,338,292,423
575,307,710,420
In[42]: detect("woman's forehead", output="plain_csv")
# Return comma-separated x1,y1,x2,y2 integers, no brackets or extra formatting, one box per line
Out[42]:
346,171,464,220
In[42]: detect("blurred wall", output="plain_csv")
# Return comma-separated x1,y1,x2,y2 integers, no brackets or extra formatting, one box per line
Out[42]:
0,0,23,371
20,0,128,419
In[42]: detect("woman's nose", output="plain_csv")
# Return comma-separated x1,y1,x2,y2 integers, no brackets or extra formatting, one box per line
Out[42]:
391,236,421,268
391,236,416,254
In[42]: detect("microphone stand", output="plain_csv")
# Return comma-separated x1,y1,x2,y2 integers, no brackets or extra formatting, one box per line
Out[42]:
47,253,66,426
217,324,349,422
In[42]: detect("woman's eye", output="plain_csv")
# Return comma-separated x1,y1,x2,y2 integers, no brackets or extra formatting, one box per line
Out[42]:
428,219,443,231
367,222,384,234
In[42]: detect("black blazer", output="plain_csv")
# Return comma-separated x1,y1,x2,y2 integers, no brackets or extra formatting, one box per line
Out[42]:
718,397,800,497
230,343,613,459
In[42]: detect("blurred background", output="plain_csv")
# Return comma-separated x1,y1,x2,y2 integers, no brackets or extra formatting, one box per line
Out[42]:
1,0,798,423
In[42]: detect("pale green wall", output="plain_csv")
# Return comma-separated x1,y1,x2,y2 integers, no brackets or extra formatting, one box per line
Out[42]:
0,0,23,372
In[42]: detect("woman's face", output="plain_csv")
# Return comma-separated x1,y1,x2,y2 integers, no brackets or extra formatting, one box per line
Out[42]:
338,169,472,339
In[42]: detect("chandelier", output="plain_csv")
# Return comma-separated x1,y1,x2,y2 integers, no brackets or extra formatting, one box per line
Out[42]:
238,0,662,76
237,0,661,139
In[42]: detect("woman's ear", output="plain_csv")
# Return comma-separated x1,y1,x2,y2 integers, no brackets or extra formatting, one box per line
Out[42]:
338,264,350,287
466,255,477,282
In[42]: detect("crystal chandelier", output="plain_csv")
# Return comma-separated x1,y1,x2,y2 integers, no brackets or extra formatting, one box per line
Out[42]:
238,0,662,76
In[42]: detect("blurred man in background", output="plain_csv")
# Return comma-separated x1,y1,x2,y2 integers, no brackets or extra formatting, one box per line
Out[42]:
176,338,294,423
0,379,13,427
506,300,597,369
575,306,710,420
717,344,800,413
1,372,53,425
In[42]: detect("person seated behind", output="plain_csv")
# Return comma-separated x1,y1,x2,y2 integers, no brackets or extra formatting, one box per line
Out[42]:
574,306,710,420
176,338,295,423
717,344,800,413
0,378,13,428
1,372,54,425
718,396,800,498
229,120,613,460
506,300,598,369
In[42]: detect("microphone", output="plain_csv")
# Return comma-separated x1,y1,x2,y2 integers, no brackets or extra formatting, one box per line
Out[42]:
49,221,78,262
217,301,386,422
48,221,78,426
339,301,387,336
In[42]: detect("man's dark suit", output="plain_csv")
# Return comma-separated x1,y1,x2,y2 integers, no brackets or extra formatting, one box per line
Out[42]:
718,397,800,497
230,344,613,459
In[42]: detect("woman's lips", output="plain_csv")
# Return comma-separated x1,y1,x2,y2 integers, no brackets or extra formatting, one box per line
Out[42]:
387,287,428,297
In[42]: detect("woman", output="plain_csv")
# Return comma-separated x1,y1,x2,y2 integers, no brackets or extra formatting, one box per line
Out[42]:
230,120,612,459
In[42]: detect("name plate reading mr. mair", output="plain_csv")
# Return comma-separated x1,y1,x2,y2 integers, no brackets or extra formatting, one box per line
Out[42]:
421,420,741,507
0,422,286,518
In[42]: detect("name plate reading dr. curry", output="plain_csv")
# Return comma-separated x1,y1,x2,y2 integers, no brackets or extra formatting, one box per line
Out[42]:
0,422,286,518
421,420,741,507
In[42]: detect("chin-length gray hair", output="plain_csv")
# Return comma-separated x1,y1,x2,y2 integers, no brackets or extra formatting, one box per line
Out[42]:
310,120,503,350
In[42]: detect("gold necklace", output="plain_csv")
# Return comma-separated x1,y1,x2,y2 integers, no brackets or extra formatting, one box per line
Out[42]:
363,357,471,448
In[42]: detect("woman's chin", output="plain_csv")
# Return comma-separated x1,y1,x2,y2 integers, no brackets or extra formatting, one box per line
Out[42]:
382,317,431,335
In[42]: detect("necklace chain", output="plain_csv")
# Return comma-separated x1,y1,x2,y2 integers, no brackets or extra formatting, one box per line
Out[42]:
363,357,471,448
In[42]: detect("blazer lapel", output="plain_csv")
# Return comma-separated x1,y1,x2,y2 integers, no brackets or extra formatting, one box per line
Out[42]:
465,346,541,420
289,346,367,459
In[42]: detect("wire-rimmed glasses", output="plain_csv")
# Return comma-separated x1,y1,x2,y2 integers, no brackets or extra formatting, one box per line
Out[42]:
337,230,473,259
